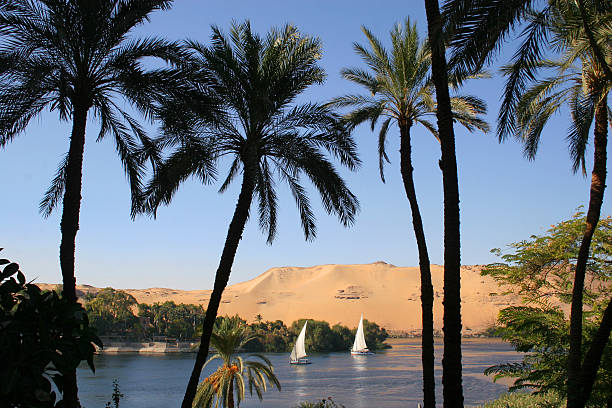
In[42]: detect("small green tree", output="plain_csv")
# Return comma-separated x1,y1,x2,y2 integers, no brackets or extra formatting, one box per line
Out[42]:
483,213,612,406
85,288,138,336
194,316,280,408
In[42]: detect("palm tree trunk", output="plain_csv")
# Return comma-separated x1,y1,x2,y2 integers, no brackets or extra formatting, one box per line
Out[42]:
399,122,435,408
60,104,88,408
567,96,608,408
423,1,464,407
580,294,612,405
228,378,235,408
181,157,256,408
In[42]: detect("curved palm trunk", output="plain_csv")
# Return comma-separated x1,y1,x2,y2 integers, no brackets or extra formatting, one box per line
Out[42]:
60,104,88,408
423,1,464,406
399,122,435,408
580,294,612,405
567,96,608,408
181,160,256,408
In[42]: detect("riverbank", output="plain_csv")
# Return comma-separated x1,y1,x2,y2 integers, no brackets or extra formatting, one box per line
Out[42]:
98,341,197,353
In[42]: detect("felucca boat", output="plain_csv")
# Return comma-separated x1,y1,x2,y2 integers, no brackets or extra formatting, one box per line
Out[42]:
290,321,311,364
351,314,372,355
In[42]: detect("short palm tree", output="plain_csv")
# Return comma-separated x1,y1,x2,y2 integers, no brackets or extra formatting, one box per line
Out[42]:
498,7,611,407
138,21,360,408
0,1,181,406
193,317,281,408
328,19,488,408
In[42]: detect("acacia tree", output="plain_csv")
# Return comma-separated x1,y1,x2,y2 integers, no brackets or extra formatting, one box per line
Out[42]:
482,213,612,406
328,19,488,408
138,22,360,408
442,2,611,406
0,1,182,405
421,0,465,405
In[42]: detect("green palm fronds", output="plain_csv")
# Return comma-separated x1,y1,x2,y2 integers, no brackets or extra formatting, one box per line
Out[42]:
193,319,281,408
328,18,489,181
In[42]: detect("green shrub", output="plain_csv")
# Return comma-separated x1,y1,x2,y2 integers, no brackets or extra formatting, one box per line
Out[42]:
480,391,564,408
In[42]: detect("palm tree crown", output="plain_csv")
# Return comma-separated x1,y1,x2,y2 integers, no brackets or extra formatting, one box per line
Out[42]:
194,317,281,408
500,6,611,172
328,19,488,181
0,0,182,212
142,21,360,241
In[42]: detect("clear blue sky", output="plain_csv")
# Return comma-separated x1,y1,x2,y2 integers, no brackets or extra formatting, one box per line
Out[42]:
1,0,609,290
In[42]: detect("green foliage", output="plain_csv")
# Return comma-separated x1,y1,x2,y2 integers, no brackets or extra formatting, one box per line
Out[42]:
104,379,123,408
194,317,281,408
480,391,565,408
0,251,101,407
295,398,345,408
328,18,488,181
85,288,139,337
287,318,390,353
138,301,206,340
243,320,291,353
362,319,391,351
483,213,612,406
83,291,391,351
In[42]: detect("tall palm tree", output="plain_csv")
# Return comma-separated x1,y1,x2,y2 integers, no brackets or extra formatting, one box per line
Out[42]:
193,316,281,408
442,1,612,406
421,0,466,406
497,7,611,407
138,21,360,408
328,19,488,408
0,1,181,406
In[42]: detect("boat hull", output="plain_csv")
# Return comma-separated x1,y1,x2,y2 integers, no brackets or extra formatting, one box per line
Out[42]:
290,358,311,365
351,349,373,355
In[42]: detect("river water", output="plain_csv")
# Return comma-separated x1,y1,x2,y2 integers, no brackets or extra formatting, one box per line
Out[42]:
77,338,521,408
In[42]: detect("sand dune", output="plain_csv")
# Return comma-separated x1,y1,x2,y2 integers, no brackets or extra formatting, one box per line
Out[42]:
40,262,520,333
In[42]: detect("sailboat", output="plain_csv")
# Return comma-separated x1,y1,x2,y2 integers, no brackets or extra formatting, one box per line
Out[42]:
290,321,311,365
351,314,372,355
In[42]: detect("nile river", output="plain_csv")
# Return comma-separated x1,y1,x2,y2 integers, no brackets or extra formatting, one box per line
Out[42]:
77,338,521,408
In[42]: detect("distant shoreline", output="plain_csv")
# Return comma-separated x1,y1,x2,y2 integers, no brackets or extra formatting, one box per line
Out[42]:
97,336,502,354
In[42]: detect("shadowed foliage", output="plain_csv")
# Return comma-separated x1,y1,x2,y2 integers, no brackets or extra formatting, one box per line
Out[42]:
0,250,101,407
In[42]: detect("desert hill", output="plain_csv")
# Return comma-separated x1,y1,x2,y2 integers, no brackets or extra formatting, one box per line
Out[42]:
41,262,519,334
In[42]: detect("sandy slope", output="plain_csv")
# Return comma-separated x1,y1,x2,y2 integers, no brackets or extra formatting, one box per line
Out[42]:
40,262,519,333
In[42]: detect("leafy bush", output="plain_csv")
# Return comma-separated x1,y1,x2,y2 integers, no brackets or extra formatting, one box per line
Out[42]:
0,250,101,407
295,397,345,408
480,391,564,408
483,213,612,406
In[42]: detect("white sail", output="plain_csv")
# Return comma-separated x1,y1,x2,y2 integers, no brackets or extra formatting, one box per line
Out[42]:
352,314,368,352
291,321,308,361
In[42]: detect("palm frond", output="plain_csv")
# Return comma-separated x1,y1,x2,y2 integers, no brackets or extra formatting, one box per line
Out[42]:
39,153,69,217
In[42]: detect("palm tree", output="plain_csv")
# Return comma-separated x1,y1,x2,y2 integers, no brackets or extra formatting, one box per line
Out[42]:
193,317,280,408
138,21,360,408
420,0,466,406
328,19,488,408
496,7,611,407
0,1,181,406
442,1,612,406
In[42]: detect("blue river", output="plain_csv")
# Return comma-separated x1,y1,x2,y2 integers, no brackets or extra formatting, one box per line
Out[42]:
78,338,522,408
